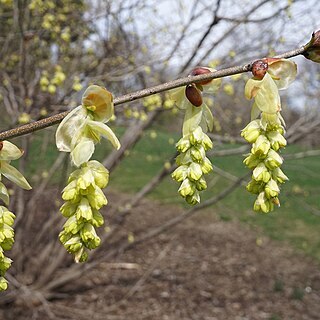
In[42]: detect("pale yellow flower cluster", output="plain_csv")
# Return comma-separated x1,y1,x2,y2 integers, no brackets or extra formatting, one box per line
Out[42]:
56,85,120,262
243,58,297,213
0,141,31,290
170,67,221,204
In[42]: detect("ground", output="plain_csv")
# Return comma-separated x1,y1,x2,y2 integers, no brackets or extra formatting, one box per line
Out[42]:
2,193,320,320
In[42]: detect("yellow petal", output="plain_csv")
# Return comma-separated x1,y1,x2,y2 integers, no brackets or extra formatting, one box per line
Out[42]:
56,106,86,152
82,85,114,122
0,162,32,190
254,73,281,114
71,139,95,167
0,141,24,161
268,59,297,90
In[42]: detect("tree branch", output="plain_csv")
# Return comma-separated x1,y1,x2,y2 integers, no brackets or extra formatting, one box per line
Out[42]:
0,44,307,141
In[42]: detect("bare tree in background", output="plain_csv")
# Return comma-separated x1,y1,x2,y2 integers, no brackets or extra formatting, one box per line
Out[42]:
0,0,319,319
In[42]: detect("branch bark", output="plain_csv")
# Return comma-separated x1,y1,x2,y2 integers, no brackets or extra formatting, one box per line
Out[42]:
0,44,307,141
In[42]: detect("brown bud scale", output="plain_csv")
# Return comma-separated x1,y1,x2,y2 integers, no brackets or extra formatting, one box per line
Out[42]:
190,67,212,85
0,141,3,151
252,60,268,79
185,85,203,107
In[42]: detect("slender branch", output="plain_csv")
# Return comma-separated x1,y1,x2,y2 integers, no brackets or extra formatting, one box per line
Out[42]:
0,45,307,141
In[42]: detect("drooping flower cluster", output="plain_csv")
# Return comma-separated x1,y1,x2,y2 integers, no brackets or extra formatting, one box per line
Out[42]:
242,58,297,213
56,85,120,262
0,141,31,291
59,161,108,262
170,67,220,204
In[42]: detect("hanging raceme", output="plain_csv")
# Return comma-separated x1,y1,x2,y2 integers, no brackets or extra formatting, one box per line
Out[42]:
242,58,297,213
170,67,221,205
0,141,32,291
56,85,120,263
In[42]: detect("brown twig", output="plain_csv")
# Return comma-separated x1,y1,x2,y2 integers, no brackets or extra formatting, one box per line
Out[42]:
0,44,306,141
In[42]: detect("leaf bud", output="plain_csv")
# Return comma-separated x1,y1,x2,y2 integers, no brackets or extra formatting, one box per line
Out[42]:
303,30,320,63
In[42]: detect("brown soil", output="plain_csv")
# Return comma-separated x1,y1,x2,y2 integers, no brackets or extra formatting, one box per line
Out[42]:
2,194,320,320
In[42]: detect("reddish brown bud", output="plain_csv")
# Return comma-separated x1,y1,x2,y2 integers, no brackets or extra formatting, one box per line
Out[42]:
303,30,320,63
190,67,212,85
0,141,3,151
185,84,203,107
251,60,268,79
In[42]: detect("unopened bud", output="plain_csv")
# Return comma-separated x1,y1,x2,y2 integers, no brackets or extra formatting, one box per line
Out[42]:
185,84,203,107
303,30,320,63
190,67,212,85
251,60,268,79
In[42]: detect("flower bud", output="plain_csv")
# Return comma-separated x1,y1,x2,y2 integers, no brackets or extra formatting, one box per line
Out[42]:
246,179,263,194
172,165,188,182
190,145,205,163
176,137,191,153
186,191,200,205
241,120,261,143
264,149,283,170
0,257,12,273
60,202,77,218
243,154,260,169
178,178,196,197
252,60,268,79
80,223,100,249
188,162,202,181
185,84,203,107
190,126,204,145
62,180,78,201
201,157,213,174
264,179,280,199
86,186,108,210
92,210,104,227
251,135,270,158
190,67,212,85
64,235,83,253
0,277,8,291
63,216,83,234
253,192,273,213
74,247,88,263
272,167,289,184
202,133,213,150
196,177,207,191
252,163,271,183
76,198,93,221
267,131,287,151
